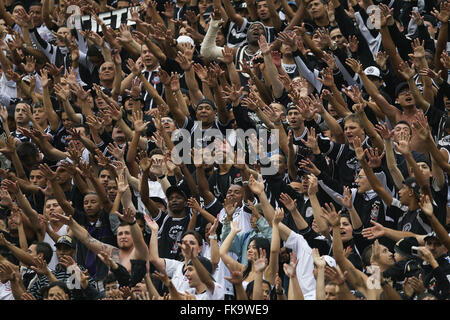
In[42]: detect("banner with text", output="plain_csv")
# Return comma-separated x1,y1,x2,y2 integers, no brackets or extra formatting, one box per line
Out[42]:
67,6,140,32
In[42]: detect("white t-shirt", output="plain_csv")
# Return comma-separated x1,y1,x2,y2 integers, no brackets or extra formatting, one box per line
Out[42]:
284,231,316,300
164,259,190,293
201,241,234,297
189,282,225,300
0,281,14,300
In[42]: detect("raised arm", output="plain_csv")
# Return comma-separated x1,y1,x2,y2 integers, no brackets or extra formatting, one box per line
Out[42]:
39,164,75,216
115,206,148,261
346,58,400,124
375,122,404,190
54,213,119,262
353,136,393,206
2,180,44,238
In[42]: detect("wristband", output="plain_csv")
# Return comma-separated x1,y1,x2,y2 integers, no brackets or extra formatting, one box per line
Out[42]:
129,219,137,225
208,234,217,240
157,174,166,179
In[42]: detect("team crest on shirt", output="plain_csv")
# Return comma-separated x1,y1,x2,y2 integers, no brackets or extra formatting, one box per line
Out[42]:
402,223,412,232
370,201,380,221
346,157,360,170
152,76,160,85
305,207,314,218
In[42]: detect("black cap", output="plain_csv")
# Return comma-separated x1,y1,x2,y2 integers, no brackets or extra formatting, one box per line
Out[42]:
55,235,76,249
165,185,187,200
403,176,421,200
87,45,102,57
122,93,144,104
395,82,410,98
394,237,419,260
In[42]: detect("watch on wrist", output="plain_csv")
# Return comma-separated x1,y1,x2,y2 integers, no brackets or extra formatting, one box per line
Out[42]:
157,174,166,179
129,219,137,225
208,234,217,240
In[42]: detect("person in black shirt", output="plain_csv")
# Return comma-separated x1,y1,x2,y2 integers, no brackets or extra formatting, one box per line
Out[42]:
418,232,450,300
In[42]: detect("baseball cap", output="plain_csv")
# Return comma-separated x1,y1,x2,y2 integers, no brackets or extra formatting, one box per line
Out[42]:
177,35,195,47
364,66,381,79
394,237,419,260
165,185,188,200
122,93,144,103
395,82,410,97
403,176,421,200
55,235,76,249
288,1,298,8
323,255,337,268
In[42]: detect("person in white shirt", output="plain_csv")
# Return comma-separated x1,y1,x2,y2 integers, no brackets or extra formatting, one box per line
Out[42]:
183,244,225,300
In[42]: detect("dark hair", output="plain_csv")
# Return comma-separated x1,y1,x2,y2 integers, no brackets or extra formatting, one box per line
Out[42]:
30,164,42,171
11,1,25,10
245,279,274,300
243,237,271,279
181,230,203,247
73,123,90,136
33,241,53,264
45,196,57,203
394,120,412,136
135,211,144,222
16,142,39,160
149,148,163,158
361,244,372,267
41,281,70,299
103,273,117,286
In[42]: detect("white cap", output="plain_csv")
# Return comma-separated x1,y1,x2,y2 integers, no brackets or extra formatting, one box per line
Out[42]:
364,66,381,78
323,255,337,268
177,35,195,47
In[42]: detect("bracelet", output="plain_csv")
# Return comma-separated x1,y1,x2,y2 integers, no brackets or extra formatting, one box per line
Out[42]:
129,219,137,225
157,175,166,179
208,235,217,240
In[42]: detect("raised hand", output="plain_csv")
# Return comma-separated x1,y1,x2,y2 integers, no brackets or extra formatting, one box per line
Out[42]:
283,252,299,278
248,174,265,196
273,207,284,225
279,193,297,212
397,61,415,80
418,194,433,218
116,174,129,194
254,248,268,273
375,51,389,71
137,151,151,172
187,197,201,214
321,203,340,227
337,186,353,209
393,131,410,155
312,248,326,268
324,266,347,285
115,207,135,224
375,122,394,140
347,35,359,53
132,110,150,133
361,220,385,239
365,148,385,168
345,58,363,74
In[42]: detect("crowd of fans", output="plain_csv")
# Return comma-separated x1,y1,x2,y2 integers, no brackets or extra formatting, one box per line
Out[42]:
0,0,449,301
